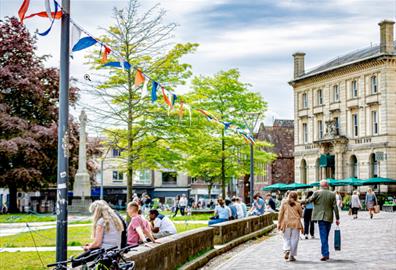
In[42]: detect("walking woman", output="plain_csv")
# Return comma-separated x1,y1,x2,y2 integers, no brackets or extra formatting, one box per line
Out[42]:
173,195,180,218
278,191,303,262
350,190,362,219
84,201,124,251
365,188,378,219
303,191,315,239
335,191,343,211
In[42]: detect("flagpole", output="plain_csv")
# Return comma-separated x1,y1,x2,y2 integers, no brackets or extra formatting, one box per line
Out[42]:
56,0,70,263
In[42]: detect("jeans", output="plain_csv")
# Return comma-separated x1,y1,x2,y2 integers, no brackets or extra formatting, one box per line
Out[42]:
282,228,300,256
318,221,332,257
303,208,314,236
208,218,228,225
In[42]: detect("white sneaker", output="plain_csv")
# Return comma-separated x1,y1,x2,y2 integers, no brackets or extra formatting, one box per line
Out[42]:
305,234,308,239
311,235,315,239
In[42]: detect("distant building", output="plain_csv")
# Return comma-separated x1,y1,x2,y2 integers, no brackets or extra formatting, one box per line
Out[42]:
94,146,191,206
255,119,295,192
289,20,396,190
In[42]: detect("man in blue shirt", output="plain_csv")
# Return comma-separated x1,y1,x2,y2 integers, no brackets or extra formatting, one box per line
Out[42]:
251,193,265,215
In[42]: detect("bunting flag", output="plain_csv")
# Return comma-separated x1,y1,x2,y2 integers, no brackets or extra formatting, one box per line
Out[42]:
222,121,232,130
72,36,97,52
197,109,218,122
134,69,145,87
44,0,52,21
103,61,131,70
151,81,158,103
101,46,111,63
70,24,81,54
141,78,149,97
171,93,177,106
18,0,30,23
162,87,173,109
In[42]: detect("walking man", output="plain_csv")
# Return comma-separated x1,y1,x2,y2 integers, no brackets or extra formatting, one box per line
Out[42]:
305,179,340,261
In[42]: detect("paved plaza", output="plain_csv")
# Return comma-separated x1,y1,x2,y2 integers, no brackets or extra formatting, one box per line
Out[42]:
209,211,396,270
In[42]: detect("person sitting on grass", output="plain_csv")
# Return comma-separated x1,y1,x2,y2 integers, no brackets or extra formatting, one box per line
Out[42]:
126,202,156,246
208,198,231,225
148,209,177,239
84,200,124,251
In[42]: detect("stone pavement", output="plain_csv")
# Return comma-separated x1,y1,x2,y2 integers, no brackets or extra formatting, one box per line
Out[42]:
209,211,396,270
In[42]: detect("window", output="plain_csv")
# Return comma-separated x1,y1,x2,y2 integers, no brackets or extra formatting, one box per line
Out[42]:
350,155,358,178
333,85,339,101
302,123,308,143
334,117,339,135
300,159,307,184
112,149,120,157
134,170,151,185
318,120,323,139
112,171,123,182
302,93,308,108
352,113,359,137
351,80,358,97
317,89,323,105
371,76,378,94
162,172,177,185
372,111,378,135
369,153,378,178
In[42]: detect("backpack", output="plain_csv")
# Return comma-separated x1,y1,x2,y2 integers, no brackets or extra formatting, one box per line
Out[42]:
115,211,128,248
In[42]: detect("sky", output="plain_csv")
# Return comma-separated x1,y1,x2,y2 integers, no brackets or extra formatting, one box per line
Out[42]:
1,0,396,131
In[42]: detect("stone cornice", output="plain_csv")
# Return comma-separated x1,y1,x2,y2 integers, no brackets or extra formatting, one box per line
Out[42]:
289,56,396,88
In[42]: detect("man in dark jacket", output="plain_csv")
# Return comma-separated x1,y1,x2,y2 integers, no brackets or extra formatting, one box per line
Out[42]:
265,193,276,211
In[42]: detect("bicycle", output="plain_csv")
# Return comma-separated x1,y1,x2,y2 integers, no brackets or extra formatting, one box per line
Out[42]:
47,245,136,270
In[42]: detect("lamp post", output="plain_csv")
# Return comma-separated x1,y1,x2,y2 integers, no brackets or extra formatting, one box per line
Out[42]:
242,112,262,205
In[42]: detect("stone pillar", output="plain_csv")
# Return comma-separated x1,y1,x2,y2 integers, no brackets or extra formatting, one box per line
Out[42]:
334,143,347,180
71,110,91,213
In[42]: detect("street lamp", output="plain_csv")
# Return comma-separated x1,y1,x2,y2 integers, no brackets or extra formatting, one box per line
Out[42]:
242,112,262,205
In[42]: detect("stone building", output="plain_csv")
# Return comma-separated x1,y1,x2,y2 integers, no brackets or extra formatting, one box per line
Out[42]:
254,119,295,192
289,20,396,189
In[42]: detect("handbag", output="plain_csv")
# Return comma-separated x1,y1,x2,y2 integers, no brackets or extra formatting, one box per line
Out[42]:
334,226,341,251
374,205,380,214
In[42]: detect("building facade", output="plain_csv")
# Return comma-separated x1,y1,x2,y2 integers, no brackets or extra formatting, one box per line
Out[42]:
254,119,295,191
95,147,191,206
289,20,396,189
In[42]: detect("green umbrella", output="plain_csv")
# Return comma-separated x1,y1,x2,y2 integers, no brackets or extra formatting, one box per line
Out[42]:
361,177,396,185
281,182,315,190
332,177,365,186
262,183,288,191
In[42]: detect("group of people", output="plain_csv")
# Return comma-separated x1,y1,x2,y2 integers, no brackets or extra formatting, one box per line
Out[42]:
83,200,177,252
350,188,378,219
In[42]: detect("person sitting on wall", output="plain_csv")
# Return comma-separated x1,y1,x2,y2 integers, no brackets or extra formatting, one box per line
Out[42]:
208,198,231,225
148,209,177,239
265,193,277,212
249,193,265,216
126,202,156,246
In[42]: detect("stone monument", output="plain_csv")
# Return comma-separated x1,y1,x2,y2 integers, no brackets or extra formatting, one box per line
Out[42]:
71,110,92,213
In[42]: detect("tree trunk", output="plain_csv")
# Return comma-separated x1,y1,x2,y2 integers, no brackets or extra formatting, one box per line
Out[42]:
221,128,226,198
8,183,18,213
208,181,213,202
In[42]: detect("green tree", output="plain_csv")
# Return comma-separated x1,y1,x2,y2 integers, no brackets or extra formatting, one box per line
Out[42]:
181,69,275,198
83,0,198,202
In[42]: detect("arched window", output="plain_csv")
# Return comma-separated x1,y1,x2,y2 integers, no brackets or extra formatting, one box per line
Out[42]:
350,155,358,178
315,158,320,181
300,159,307,184
369,153,378,178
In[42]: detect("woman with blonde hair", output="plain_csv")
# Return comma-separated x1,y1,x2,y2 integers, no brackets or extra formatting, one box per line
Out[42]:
350,190,362,219
84,200,124,251
277,191,303,262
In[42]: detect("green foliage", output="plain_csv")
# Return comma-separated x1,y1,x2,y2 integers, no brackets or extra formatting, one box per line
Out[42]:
176,69,275,195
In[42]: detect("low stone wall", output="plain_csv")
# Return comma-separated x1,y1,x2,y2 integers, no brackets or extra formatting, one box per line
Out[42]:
124,227,214,270
210,212,277,245
124,212,278,270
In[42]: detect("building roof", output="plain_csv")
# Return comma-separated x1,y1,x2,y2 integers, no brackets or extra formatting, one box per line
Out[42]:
292,41,396,82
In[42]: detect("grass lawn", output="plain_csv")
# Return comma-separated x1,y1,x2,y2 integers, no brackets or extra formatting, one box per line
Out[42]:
0,222,206,248
1,250,81,270
0,225,92,248
0,214,56,223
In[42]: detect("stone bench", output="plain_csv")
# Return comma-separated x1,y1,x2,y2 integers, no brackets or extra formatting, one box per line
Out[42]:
191,209,214,215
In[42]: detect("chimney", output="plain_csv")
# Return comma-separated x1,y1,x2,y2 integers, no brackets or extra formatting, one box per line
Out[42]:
378,20,395,54
293,52,305,79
